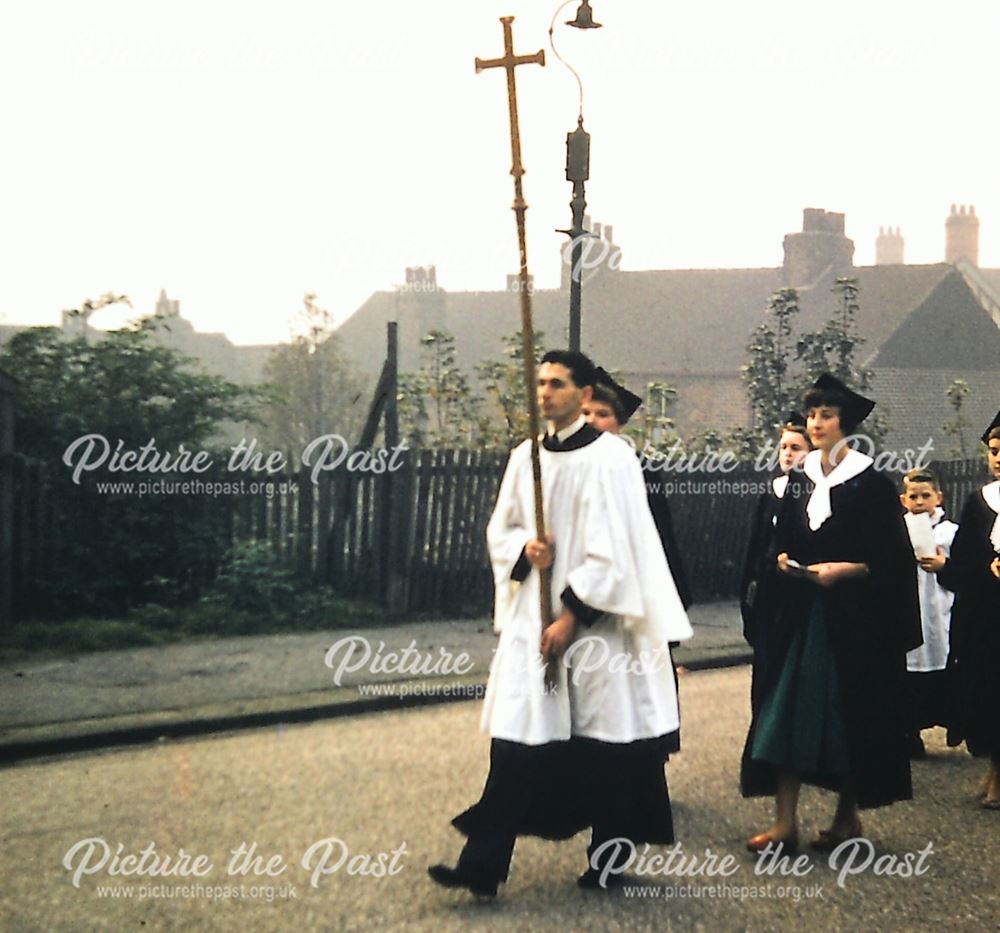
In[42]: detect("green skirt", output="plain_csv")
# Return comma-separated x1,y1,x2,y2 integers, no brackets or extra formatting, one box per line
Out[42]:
751,599,851,782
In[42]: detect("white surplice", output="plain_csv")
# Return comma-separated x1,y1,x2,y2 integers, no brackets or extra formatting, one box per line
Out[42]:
481,430,693,746
906,508,959,673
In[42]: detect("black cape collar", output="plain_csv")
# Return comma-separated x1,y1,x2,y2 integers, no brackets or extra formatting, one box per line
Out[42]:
542,423,601,452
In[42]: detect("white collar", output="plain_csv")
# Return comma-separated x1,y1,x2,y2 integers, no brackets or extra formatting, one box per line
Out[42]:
549,414,586,443
772,474,789,499
802,448,874,531
983,481,1000,552
930,506,945,527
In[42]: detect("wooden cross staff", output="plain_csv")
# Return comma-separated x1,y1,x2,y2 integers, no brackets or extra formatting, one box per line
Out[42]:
475,18,557,657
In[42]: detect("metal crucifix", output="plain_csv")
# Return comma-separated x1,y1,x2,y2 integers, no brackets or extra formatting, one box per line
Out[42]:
475,18,557,655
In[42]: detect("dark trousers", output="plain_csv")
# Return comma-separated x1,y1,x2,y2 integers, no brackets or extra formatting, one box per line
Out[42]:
455,739,580,882
453,737,673,883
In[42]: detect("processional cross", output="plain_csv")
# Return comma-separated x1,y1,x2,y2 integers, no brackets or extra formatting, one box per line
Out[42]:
475,19,558,655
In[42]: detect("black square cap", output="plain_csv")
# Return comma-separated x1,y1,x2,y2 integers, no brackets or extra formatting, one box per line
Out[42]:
594,366,643,423
982,409,1000,444
808,373,875,425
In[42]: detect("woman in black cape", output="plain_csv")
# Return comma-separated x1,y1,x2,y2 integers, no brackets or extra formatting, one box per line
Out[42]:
739,412,811,794
741,374,921,852
938,410,1000,808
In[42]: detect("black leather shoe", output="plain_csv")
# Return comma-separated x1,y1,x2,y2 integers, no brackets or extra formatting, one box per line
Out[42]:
428,863,498,898
577,867,624,890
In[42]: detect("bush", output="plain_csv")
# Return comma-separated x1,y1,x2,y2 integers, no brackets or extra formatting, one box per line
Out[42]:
0,541,394,659
203,541,298,615
0,321,261,617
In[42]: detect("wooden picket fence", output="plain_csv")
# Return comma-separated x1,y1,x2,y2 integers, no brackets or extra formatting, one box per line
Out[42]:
2,447,996,622
662,458,991,603
224,450,507,615
3,457,57,622
935,458,997,516
221,454,996,612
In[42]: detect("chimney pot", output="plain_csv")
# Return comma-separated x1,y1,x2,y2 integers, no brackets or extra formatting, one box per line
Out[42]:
875,224,904,265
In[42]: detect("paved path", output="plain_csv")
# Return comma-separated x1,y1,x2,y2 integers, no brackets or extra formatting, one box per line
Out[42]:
0,603,748,753
2,666,996,931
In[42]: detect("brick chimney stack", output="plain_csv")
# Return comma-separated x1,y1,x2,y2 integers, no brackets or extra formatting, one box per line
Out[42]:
782,208,855,286
875,226,904,265
945,204,979,266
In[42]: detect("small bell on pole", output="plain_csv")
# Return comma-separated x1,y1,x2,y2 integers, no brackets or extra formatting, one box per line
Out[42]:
566,0,601,29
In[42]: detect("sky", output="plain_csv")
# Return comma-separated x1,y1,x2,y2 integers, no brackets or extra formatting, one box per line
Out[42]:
2,0,999,345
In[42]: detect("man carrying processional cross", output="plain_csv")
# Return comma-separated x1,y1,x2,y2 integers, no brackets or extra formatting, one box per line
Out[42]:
428,348,693,896
427,16,692,897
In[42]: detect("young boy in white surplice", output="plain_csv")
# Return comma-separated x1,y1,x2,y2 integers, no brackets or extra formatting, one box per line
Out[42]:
899,468,959,757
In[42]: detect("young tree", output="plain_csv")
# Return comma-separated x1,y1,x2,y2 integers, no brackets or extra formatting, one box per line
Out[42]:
395,372,428,448
796,278,868,387
737,279,888,461
741,287,800,448
475,330,545,449
796,277,887,443
398,330,479,448
942,377,972,460
260,293,366,458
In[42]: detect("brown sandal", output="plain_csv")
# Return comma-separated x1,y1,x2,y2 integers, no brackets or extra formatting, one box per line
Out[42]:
746,831,798,854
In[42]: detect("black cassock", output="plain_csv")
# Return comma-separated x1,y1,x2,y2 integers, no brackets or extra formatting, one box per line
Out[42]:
938,487,1000,757
738,477,785,754
740,463,921,809
740,476,784,648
